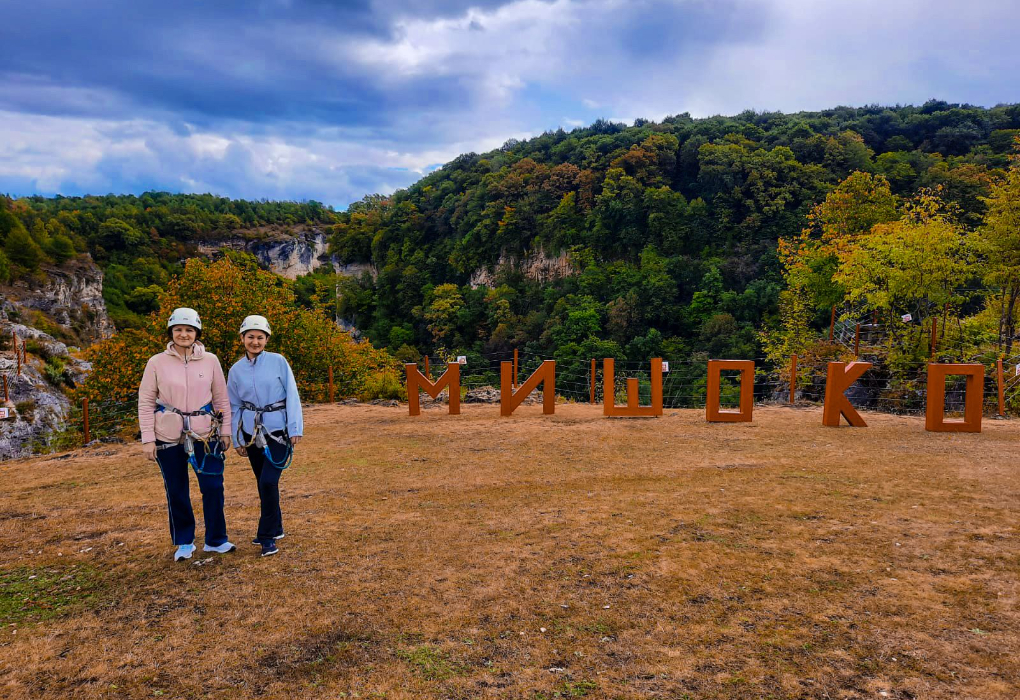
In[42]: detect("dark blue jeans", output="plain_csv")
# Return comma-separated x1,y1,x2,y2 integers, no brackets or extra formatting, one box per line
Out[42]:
155,441,228,547
244,431,287,545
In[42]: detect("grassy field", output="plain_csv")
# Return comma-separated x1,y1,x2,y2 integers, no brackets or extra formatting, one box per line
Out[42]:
1,404,1018,699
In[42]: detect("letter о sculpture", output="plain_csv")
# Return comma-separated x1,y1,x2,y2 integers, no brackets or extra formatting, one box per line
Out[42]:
706,360,754,422
925,363,984,433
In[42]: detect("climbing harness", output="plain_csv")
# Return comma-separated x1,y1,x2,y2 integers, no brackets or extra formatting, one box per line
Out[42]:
155,401,226,475
235,399,292,470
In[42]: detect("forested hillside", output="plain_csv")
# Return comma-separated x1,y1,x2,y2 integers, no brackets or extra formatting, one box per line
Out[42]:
0,193,334,328
319,101,1020,367
3,101,1020,370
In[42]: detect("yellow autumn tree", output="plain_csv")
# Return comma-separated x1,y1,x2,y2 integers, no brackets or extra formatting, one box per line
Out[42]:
76,254,398,406
833,188,974,360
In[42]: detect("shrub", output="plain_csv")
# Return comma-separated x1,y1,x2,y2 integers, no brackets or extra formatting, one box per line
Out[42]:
357,371,407,402
43,356,68,387
14,400,36,422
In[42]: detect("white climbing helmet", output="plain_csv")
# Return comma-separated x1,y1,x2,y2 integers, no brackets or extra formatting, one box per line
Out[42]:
239,314,272,336
167,307,202,330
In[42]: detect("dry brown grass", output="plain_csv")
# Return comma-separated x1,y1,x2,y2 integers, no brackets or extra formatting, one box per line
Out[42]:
1,404,1018,699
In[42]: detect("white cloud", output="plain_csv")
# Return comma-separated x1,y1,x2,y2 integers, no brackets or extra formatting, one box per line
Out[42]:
2,0,1017,206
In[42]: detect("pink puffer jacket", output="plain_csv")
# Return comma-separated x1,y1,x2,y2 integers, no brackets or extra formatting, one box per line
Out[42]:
137,342,231,444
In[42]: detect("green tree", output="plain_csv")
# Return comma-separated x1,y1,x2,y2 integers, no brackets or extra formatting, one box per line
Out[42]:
423,283,465,347
974,142,1020,353
47,234,76,264
4,224,45,272
0,249,11,284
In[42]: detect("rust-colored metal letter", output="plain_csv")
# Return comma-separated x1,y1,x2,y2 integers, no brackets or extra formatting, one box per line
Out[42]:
603,359,663,417
925,363,983,433
706,360,754,423
501,360,555,416
822,361,872,427
405,362,461,416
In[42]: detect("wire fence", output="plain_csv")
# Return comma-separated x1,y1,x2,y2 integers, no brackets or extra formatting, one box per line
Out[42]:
4,337,1016,456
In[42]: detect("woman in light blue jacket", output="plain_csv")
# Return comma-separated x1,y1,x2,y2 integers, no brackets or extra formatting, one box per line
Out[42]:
227,315,303,557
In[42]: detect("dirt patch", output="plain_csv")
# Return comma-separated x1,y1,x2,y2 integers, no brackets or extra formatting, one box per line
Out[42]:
0,404,1017,698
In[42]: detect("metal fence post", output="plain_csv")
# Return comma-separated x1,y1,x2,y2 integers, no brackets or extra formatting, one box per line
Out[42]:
829,306,836,342
2,374,7,403
83,398,90,445
590,358,596,404
854,324,861,357
997,358,1005,417
789,354,797,405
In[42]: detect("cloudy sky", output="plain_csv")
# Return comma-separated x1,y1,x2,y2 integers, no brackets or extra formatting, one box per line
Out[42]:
1,0,1017,208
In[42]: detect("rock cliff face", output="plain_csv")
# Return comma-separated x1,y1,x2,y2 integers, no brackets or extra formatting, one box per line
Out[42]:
0,322,93,461
0,256,112,460
470,249,574,288
198,227,377,281
18,259,115,344
3,257,114,344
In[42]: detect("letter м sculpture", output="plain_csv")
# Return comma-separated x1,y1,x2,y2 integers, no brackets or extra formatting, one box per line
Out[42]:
603,359,663,417
822,361,872,427
706,360,754,423
501,360,555,416
405,362,461,416
925,363,984,433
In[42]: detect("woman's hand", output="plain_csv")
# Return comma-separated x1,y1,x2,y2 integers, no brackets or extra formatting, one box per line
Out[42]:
235,446,247,457
143,442,157,462
220,436,232,452
290,435,301,449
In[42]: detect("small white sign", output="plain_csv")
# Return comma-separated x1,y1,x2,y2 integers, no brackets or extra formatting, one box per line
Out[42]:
661,361,670,373
457,355,467,365
0,407,11,420
1015,364,1020,377
901,313,913,322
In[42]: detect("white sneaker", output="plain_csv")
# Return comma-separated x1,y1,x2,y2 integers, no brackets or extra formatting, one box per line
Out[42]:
174,544,196,562
203,541,237,554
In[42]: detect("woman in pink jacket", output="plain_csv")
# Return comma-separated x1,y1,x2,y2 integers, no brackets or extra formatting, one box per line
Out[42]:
138,307,234,562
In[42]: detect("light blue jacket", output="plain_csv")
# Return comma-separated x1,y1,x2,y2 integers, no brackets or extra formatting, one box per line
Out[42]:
227,351,303,439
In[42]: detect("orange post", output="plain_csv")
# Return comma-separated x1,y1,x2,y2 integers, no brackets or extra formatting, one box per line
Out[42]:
590,358,596,404
829,306,836,342
424,355,430,379
822,361,872,427
15,333,20,376
789,354,797,405
500,360,555,416
997,358,1005,417
925,363,983,433
706,360,754,423
405,363,461,416
328,365,335,403
602,359,663,417
513,348,519,389
2,374,7,403
854,324,861,357
83,398,90,445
